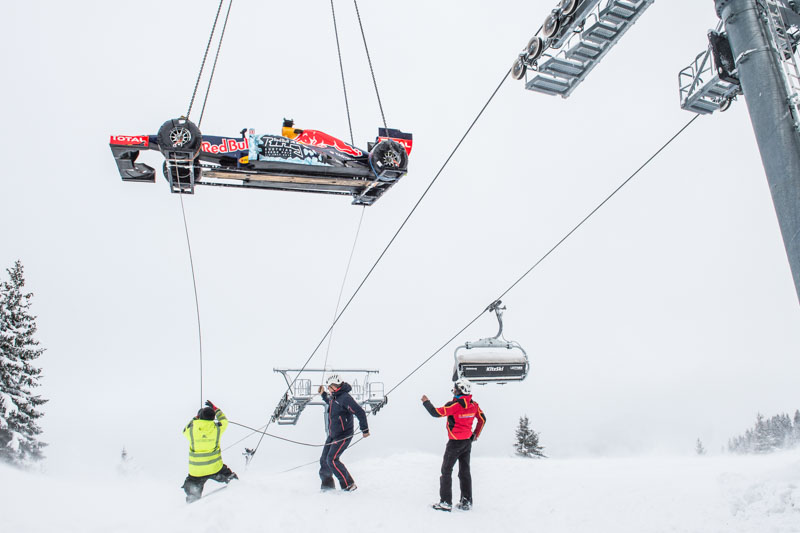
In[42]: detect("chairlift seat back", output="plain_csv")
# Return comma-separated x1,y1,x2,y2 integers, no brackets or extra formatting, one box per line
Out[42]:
453,338,529,384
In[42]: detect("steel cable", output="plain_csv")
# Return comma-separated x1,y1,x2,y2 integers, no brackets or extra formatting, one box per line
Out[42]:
331,0,355,145
383,114,703,397
354,0,387,130
269,112,703,476
197,0,234,127
186,0,225,120
242,68,511,462
176,194,205,406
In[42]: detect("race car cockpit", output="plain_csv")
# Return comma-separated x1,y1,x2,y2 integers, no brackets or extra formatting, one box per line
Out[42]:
109,117,413,206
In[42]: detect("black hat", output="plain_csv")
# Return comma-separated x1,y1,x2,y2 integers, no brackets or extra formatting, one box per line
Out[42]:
197,406,215,420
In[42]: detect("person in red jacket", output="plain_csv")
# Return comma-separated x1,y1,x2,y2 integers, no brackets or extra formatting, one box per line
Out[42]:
422,377,486,512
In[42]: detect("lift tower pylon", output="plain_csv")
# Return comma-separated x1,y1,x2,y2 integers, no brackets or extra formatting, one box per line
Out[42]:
715,0,800,303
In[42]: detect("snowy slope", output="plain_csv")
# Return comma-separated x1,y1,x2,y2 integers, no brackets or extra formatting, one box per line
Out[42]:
3,451,799,533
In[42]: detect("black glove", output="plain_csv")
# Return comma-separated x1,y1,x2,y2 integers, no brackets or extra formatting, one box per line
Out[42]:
205,400,218,411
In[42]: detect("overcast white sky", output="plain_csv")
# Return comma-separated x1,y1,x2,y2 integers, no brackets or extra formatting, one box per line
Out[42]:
1,0,799,478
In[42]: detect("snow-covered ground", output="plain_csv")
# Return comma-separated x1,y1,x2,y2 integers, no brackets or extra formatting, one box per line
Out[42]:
4,450,799,532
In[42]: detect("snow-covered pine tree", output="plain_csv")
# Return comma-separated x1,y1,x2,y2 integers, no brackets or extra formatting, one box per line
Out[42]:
695,438,706,455
754,413,774,454
794,410,800,447
0,261,47,466
514,415,545,458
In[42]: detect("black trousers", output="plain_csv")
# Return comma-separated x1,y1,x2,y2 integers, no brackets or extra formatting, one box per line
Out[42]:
319,435,354,489
182,464,234,501
440,439,472,505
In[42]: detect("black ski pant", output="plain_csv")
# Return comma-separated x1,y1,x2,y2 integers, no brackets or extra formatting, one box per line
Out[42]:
319,434,354,489
439,439,472,505
182,464,235,501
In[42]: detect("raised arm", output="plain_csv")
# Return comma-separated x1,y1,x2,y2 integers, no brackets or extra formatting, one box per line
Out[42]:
422,396,459,418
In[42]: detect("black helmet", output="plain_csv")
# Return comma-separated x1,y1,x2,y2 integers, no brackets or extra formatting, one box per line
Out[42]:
197,406,215,420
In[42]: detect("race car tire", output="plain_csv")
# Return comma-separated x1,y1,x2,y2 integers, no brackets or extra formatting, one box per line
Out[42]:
157,117,202,154
511,57,526,80
369,140,408,179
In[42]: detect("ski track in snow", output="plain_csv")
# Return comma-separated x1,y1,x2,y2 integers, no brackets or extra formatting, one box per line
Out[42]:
3,451,800,533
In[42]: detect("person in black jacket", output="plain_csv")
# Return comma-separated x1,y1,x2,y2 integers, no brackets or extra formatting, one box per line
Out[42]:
318,374,370,491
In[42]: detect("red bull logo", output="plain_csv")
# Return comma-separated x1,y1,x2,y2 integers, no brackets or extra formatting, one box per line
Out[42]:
201,138,249,154
110,135,149,147
295,130,363,157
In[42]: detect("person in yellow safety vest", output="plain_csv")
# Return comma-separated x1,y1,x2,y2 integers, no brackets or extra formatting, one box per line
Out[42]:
181,400,238,503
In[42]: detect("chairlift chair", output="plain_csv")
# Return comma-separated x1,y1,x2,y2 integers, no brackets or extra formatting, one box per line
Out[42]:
271,368,387,425
452,301,529,385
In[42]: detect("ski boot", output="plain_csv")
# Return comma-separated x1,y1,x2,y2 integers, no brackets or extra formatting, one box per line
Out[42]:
432,501,452,512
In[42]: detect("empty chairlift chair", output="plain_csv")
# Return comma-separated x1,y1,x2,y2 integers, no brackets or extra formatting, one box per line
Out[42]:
453,301,529,384
271,368,387,425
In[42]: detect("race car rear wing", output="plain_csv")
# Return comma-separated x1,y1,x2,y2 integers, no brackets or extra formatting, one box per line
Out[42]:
377,128,413,155
109,135,156,183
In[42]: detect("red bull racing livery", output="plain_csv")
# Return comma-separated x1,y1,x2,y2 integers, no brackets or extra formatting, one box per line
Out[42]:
109,117,413,206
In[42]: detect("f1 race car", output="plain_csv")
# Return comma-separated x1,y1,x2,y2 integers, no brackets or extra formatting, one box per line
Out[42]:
109,118,413,206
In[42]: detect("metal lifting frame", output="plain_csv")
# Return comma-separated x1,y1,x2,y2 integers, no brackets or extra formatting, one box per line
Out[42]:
524,0,657,97
270,368,387,425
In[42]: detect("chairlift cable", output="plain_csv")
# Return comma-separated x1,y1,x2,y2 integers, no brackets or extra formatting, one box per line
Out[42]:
244,66,510,462
381,114,702,398
331,0,355,144
385,311,485,397
493,114,701,303
197,0,234,128
231,112,700,467
353,0,388,130
186,0,225,120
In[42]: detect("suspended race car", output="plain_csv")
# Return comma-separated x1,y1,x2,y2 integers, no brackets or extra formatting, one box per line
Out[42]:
109,117,413,206
453,300,529,384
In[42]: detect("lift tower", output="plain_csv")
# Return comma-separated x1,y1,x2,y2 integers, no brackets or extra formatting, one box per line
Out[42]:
713,0,800,302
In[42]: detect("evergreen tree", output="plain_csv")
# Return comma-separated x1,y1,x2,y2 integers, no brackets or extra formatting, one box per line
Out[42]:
695,438,706,455
0,261,47,466
514,415,545,458
794,410,800,446
754,413,773,454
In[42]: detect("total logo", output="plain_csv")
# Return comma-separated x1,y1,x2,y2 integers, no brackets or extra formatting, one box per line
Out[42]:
201,138,249,154
110,135,149,147
378,136,413,155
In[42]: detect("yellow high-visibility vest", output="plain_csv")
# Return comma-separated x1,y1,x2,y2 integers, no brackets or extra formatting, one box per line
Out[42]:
183,410,228,477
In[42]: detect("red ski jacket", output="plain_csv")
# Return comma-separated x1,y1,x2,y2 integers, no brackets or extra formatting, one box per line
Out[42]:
423,394,486,441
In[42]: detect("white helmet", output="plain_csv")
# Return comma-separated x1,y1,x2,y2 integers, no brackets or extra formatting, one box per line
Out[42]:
454,378,472,395
324,374,343,388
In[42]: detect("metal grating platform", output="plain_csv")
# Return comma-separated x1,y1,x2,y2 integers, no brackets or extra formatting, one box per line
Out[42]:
526,0,656,98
